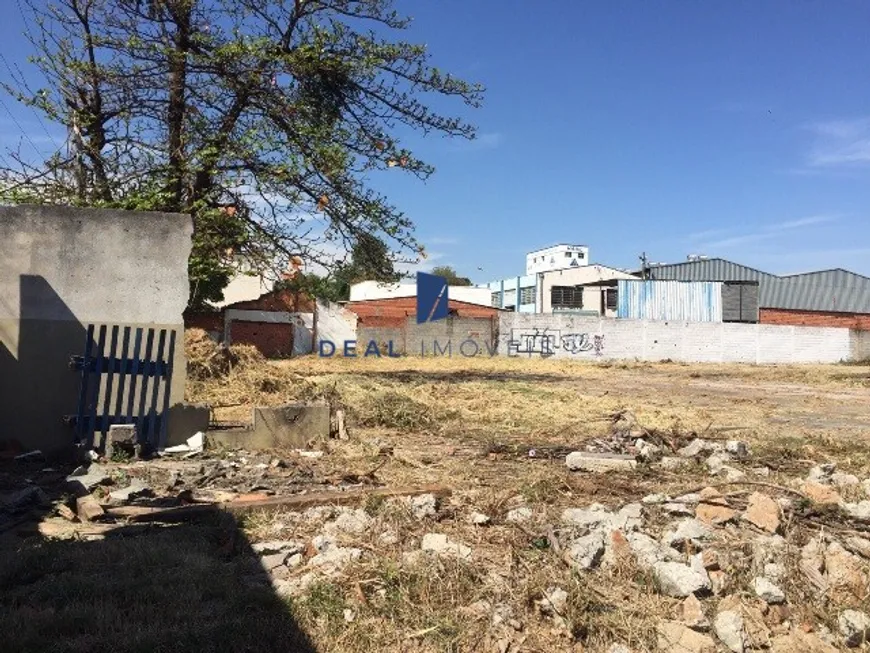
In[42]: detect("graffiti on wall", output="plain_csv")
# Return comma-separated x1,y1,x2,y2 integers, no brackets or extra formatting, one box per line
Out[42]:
507,328,605,358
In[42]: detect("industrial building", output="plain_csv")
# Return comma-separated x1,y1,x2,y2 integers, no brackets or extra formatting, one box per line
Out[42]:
643,258,870,329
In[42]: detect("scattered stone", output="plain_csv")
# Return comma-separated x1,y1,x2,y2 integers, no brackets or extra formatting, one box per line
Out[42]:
843,536,870,559
537,586,568,622
108,481,151,502
66,464,111,494
469,512,491,526
742,492,781,533
311,534,335,554
708,570,728,595
642,493,669,505
252,540,304,556
674,493,701,505
506,507,532,523
663,502,693,516
763,563,785,582
752,576,785,604
660,456,687,471
663,518,715,550
825,542,868,600
260,552,289,570
325,509,372,535
833,472,860,488
561,502,641,532
656,621,716,652
653,561,710,597
343,608,355,623
409,493,438,519
309,546,362,570
802,481,842,505
752,466,771,477
682,594,710,631
705,453,730,474
678,439,717,458
808,463,836,484
421,533,472,560
842,500,870,520
770,630,838,653
700,549,720,570
714,610,747,653
839,609,870,647
862,478,870,498
379,530,399,545
566,451,637,472
725,440,749,458
564,531,606,570
286,553,303,568
696,502,737,526
607,645,632,653
611,503,643,531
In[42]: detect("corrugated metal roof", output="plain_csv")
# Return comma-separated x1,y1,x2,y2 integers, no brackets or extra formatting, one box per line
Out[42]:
643,258,870,313
618,280,722,322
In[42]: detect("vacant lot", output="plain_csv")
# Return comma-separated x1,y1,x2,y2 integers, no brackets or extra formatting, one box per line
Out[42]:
5,347,870,653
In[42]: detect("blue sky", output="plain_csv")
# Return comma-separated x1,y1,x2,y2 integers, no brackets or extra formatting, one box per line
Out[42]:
3,1,870,283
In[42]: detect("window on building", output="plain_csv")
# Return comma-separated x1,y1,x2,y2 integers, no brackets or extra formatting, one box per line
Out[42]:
551,286,583,309
491,292,501,308
605,288,618,310
577,251,585,259
520,286,536,305
565,252,572,258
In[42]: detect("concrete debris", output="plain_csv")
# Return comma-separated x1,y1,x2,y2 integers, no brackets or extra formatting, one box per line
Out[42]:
714,610,747,653
663,502,693,516
763,562,785,582
663,518,715,550
564,531,606,570
286,553,303,568
638,441,663,462
1,485,49,513
674,493,701,505
642,493,669,505
606,645,632,653
343,608,355,623
682,593,709,631
843,536,870,559
705,453,729,475
677,439,718,458
862,478,870,498
536,586,567,621
752,576,785,604
252,540,304,555
261,551,290,570
162,432,204,455
505,506,532,523
808,463,837,484
409,493,438,519
565,451,637,472
656,620,716,652
742,492,781,533
653,561,710,597
108,481,151,502
309,546,362,570
825,542,868,600
311,534,335,554
842,500,870,520
724,440,749,458
379,530,399,545
832,472,860,488
708,569,727,595
626,531,681,568
561,503,642,533
66,464,111,494
324,508,372,535
721,466,746,482
695,500,737,525
801,481,842,505
468,511,491,525
421,533,472,560
839,609,870,647
660,456,688,471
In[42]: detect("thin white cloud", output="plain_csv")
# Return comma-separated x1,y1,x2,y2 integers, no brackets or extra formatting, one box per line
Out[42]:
805,117,870,167
696,214,839,250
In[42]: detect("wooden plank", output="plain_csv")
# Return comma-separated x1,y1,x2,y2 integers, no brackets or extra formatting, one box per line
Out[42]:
125,329,144,426
76,495,105,522
74,325,95,445
135,329,156,439
158,330,177,451
113,327,132,423
105,485,452,522
100,326,120,445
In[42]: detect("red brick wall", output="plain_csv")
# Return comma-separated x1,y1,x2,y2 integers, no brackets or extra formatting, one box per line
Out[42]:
184,312,222,332
229,321,293,358
228,289,314,312
348,298,501,327
759,307,870,330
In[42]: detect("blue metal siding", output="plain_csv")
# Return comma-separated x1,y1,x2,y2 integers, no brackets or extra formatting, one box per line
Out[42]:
618,280,723,322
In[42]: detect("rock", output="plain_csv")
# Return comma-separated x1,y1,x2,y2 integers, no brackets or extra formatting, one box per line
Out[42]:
469,512,491,525
506,507,532,523
725,440,749,458
682,594,710,631
260,552,289,570
642,493,669,505
862,478,870,498
763,563,785,582
653,561,710,597
705,453,730,474
421,533,472,560
752,576,785,604
410,493,438,519
627,532,681,568
696,503,737,526
678,439,717,458
343,608,355,623
562,504,612,528
674,493,701,505
698,487,727,504
839,609,870,647
770,631,838,653
309,546,362,569
286,553,303,568
566,451,637,472
379,530,399,545
825,542,868,600
639,442,663,462
663,518,715,550
714,610,746,653
752,466,771,477
721,466,746,482
833,472,860,488
742,492,781,533
612,503,643,531
700,549,720,570
802,481,842,505
664,502,693,516
66,464,111,494
808,463,836,484
311,534,335,554
660,456,687,471
564,531,606,570
325,508,372,535
656,621,716,652
537,586,568,618
842,500,870,520
108,481,151,502
844,536,870,559
252,540,304,555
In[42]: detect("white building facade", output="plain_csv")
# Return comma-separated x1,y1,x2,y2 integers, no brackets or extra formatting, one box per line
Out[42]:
526,244,590,275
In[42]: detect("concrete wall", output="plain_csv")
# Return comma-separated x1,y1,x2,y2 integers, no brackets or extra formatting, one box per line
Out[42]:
0,205,192,455
357,316,497,356
498,313,869,363
541,265,638,313
315,300,357,353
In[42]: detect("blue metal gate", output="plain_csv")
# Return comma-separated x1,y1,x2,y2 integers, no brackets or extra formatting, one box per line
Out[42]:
67,325,177,453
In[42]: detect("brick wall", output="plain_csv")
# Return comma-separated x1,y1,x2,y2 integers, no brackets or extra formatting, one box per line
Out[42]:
349,297,500,328
229,288,314,312
357,316,497,355
184,311,222,333
229,320,293,358
760,308,870,330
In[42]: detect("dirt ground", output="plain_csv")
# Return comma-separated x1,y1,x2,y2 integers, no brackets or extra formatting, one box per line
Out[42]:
4,348,870,652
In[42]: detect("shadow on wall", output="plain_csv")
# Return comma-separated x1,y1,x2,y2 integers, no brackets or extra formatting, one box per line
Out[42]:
0,457,318,652
0,275,87,458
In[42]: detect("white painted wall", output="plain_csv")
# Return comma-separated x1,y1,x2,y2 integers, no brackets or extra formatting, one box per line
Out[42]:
526,244,590,275
540,265,639,314
212,271,273,308
349,280,491,306
499,313,866,363
315,299,358,350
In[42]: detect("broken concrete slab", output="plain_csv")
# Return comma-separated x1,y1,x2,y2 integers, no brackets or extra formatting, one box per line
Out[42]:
653,561,710,597
206,403,330,450
421,533,472,560
104,424,136,459
656,620,716,652
752,576,785,604
108,481,152,502
252,540,304,556
839,609,870,647
565,451,637,472
66,464,111,496
742,492,781,533
564,531,606,570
